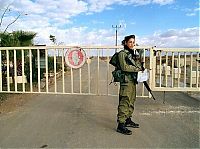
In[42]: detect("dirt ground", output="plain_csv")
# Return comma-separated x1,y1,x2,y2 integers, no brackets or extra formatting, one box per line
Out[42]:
0,71,62,115
0,93,35,114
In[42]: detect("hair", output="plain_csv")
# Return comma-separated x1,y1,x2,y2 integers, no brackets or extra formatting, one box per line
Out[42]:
121,34,135,46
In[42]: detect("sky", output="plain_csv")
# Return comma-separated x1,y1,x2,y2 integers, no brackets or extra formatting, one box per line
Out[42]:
0,0,199,48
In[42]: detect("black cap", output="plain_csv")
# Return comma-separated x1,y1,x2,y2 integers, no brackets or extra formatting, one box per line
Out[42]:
122,34,135,45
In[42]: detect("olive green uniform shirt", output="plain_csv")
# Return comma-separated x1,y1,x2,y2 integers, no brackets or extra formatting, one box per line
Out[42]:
117,49,142,123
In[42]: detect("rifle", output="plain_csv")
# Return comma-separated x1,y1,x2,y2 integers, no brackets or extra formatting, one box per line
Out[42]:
127,53,156,100
141,62,156,100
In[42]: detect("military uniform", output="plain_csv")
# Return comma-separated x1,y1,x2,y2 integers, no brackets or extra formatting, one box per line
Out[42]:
117,49,142,124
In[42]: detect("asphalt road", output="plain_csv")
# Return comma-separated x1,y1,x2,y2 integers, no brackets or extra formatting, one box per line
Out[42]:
0,91,199,148
0,58,199,148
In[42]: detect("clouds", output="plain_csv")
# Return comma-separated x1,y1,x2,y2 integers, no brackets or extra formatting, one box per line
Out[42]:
152,0,174,5
86,0,175,12
186,7,200,16
0,0,176,27
0,0,198,48
159,28,199,38
169,1,200,17
139,27,199,48
14,0,88,22
34,25,199,48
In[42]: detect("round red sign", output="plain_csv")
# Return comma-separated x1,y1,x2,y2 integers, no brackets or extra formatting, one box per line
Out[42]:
65,47,86,69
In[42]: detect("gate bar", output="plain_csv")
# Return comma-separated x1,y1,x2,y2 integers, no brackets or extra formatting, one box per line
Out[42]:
14,49,17,92
0,51,2,92
37,48,41,92
54,49,57,93
87,49,91,94
178,52,180,88
79,68,82,93
184,52,187,87
159,51,162,87
70,67,73,93
171,52,174,88
106,48,110,95
29,49,33,92
6,50,10,91
190,53,193,88
62,48,65,93
97,49,100,95
22,49,25,92
196,53,199,88
45,48,49,93
165,52,168,87
142,48,145,96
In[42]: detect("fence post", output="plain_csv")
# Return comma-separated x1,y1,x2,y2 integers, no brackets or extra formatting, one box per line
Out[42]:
149,47,156,95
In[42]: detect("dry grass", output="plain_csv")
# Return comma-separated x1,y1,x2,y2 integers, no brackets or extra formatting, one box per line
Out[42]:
0,93,34,114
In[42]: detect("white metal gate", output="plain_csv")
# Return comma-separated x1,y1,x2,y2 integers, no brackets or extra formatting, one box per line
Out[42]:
0,46,199,97
150,48,199,92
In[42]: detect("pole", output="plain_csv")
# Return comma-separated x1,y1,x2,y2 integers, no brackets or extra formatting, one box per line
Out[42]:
112,25,121,53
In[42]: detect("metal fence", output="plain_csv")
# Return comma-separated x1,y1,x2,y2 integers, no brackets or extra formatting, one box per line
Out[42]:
0,46,199,97
150,48,199,91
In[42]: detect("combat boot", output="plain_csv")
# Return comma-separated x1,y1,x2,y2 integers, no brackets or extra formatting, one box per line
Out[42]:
117,123,132,135
125,118,139,128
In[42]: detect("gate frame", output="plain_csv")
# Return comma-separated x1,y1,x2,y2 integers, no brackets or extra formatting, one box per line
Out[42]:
149,48,199,92
0,46,199,96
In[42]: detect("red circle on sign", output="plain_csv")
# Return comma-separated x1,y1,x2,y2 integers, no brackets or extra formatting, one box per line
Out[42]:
65,47,86,69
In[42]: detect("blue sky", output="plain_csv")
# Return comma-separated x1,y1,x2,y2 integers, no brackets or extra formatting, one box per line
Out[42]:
0,0,199,47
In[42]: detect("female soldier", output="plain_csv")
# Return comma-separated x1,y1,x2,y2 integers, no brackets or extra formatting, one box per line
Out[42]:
117,35,142,135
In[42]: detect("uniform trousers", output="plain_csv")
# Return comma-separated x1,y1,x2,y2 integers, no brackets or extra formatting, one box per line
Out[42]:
117,82,136,123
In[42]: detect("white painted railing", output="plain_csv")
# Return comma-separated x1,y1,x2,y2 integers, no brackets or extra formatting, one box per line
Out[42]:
150,48,200,92
0,46,199,97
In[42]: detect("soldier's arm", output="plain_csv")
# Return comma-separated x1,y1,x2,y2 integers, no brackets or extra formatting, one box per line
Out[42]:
118,51,141,72
135,60,142,69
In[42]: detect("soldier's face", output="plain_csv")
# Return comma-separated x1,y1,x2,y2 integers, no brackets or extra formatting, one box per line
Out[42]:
126,38,135,49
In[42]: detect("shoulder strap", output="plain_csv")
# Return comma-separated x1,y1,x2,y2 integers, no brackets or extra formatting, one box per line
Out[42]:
123,49,130,54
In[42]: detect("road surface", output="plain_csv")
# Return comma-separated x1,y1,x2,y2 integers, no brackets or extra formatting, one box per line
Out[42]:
0,58,199,148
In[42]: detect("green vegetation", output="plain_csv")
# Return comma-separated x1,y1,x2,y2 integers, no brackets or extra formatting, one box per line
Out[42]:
0,30,36,47
0,30,37,102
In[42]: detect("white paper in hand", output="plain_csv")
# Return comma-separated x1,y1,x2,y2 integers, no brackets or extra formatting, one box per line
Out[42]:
137,69,149,82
